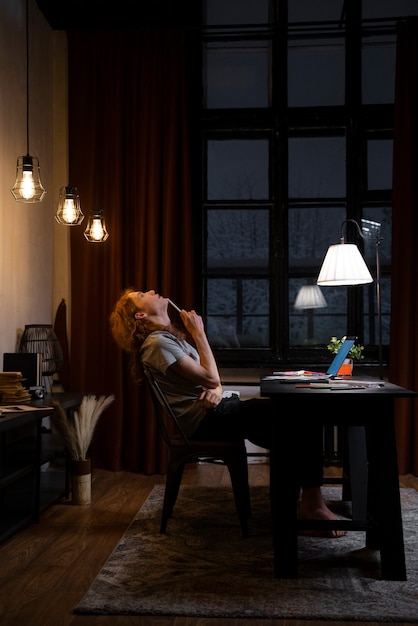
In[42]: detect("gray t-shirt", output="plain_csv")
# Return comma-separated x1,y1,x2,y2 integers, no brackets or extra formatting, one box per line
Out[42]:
140,330,208,436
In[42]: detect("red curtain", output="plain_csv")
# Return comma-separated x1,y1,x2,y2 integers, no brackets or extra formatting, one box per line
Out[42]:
66,29,195,473
390,18,418,474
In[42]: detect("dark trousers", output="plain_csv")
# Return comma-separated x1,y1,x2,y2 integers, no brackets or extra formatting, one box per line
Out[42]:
192,396,324,488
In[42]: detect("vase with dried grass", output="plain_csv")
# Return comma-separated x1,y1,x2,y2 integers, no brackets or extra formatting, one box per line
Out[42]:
52,394,115,505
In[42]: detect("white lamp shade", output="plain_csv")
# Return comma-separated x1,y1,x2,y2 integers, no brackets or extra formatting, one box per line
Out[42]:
317,243,373,286
294,285,327,309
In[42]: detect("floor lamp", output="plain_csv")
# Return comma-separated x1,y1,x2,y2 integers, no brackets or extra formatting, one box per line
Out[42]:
316,218,384,380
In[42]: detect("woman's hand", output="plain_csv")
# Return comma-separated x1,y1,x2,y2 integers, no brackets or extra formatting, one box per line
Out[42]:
198,385,223,409
180,309,205,337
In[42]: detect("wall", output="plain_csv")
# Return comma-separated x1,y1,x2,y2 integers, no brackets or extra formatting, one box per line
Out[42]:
0,0,69,361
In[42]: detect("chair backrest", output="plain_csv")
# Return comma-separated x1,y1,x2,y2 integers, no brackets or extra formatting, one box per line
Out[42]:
143,364,191,446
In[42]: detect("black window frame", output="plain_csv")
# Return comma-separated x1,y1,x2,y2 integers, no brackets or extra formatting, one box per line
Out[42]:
197,1,397,370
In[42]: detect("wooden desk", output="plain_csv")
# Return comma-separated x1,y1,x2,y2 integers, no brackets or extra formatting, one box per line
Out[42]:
0,392,84,542
260,376,417,580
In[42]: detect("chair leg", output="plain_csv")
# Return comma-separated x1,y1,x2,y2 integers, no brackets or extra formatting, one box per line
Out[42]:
225,449,251,538
160,460,185,533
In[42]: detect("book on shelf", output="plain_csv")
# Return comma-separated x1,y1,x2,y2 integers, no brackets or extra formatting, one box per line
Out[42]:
0,371,31,403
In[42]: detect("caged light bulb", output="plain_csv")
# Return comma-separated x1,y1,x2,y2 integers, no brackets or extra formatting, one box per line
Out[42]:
62,198,77,223
11,155,46,203
84,211,109,243
56,186,84,225
21,170,36,199
91,218,104,240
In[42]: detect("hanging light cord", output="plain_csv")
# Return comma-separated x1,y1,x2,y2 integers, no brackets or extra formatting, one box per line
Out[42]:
25,0,29,155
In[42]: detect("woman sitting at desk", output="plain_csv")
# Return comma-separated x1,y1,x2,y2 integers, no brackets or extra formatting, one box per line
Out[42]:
110,288,344,536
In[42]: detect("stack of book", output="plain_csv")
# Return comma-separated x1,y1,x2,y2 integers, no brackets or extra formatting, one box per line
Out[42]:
0,372,31,403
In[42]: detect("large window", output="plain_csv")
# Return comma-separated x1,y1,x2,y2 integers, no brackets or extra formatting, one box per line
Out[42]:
200,0,417,368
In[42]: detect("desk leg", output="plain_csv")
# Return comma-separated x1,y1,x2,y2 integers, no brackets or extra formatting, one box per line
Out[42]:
367,400,406,581
270,417,300,578
347,426,368,520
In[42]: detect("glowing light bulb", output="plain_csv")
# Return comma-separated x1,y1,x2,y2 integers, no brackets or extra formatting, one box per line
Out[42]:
84,211,109,242
21,170,35,199
91,218,104,241
11,155,46,203
55,186,84,225
62,198,77,223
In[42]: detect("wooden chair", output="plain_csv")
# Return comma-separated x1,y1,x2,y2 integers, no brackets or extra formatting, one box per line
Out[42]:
143,366,251,538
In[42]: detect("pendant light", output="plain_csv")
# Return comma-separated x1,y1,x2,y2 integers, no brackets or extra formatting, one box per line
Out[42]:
11,0,46,203
55,186,84,225
84,211,109,242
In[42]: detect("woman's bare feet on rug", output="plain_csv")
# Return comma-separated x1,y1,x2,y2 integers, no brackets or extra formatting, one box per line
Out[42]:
298,487,346,538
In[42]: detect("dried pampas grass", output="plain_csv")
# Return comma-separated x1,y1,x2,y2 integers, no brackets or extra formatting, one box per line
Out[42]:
52,394,115,461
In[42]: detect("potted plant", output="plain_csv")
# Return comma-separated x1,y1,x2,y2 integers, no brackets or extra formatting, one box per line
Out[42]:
52,394,114,504
327,336,365,375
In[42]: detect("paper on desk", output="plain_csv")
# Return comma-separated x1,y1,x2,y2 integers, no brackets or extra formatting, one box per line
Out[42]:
324,379,384,387
0,404,54,414
271,370,329,381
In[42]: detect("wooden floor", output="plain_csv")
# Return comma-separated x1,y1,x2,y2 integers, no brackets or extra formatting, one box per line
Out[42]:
0,462,417,626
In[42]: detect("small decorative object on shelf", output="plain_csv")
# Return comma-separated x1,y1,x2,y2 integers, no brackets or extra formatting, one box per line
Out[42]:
18,324,64,393
52,394,115,505
327,336,365,376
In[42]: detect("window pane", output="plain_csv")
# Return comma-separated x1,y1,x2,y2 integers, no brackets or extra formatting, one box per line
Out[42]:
204,40,271,109
288,207,346,270
207,209,269,270
362,0,418,19
288,38,345,107
204,0,271,25
288,137,346,198
361,210,391,347
363,277,390,346
288,0,345,22
362,35,396,104
362,207,391,262
367,139,393,190
207,278,269,347
207,139,269,200
289,278,347,346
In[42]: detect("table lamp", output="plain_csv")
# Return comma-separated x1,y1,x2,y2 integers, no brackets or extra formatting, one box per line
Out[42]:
317,218,383,379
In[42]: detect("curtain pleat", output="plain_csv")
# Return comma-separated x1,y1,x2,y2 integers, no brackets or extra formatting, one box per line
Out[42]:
66,29,195,473
390,18,418,474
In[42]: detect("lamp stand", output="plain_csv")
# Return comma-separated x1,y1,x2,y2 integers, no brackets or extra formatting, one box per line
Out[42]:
375,235,383,380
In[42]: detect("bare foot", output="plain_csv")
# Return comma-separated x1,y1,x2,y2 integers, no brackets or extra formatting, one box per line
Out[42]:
298,487,346,538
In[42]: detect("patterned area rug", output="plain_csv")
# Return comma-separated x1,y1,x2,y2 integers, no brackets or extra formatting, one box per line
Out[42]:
75,485,418,620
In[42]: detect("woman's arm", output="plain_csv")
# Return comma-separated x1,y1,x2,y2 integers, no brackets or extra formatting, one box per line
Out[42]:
169,309,223,407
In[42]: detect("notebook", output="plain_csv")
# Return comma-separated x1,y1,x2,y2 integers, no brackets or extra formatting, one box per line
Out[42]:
266,336,357,382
